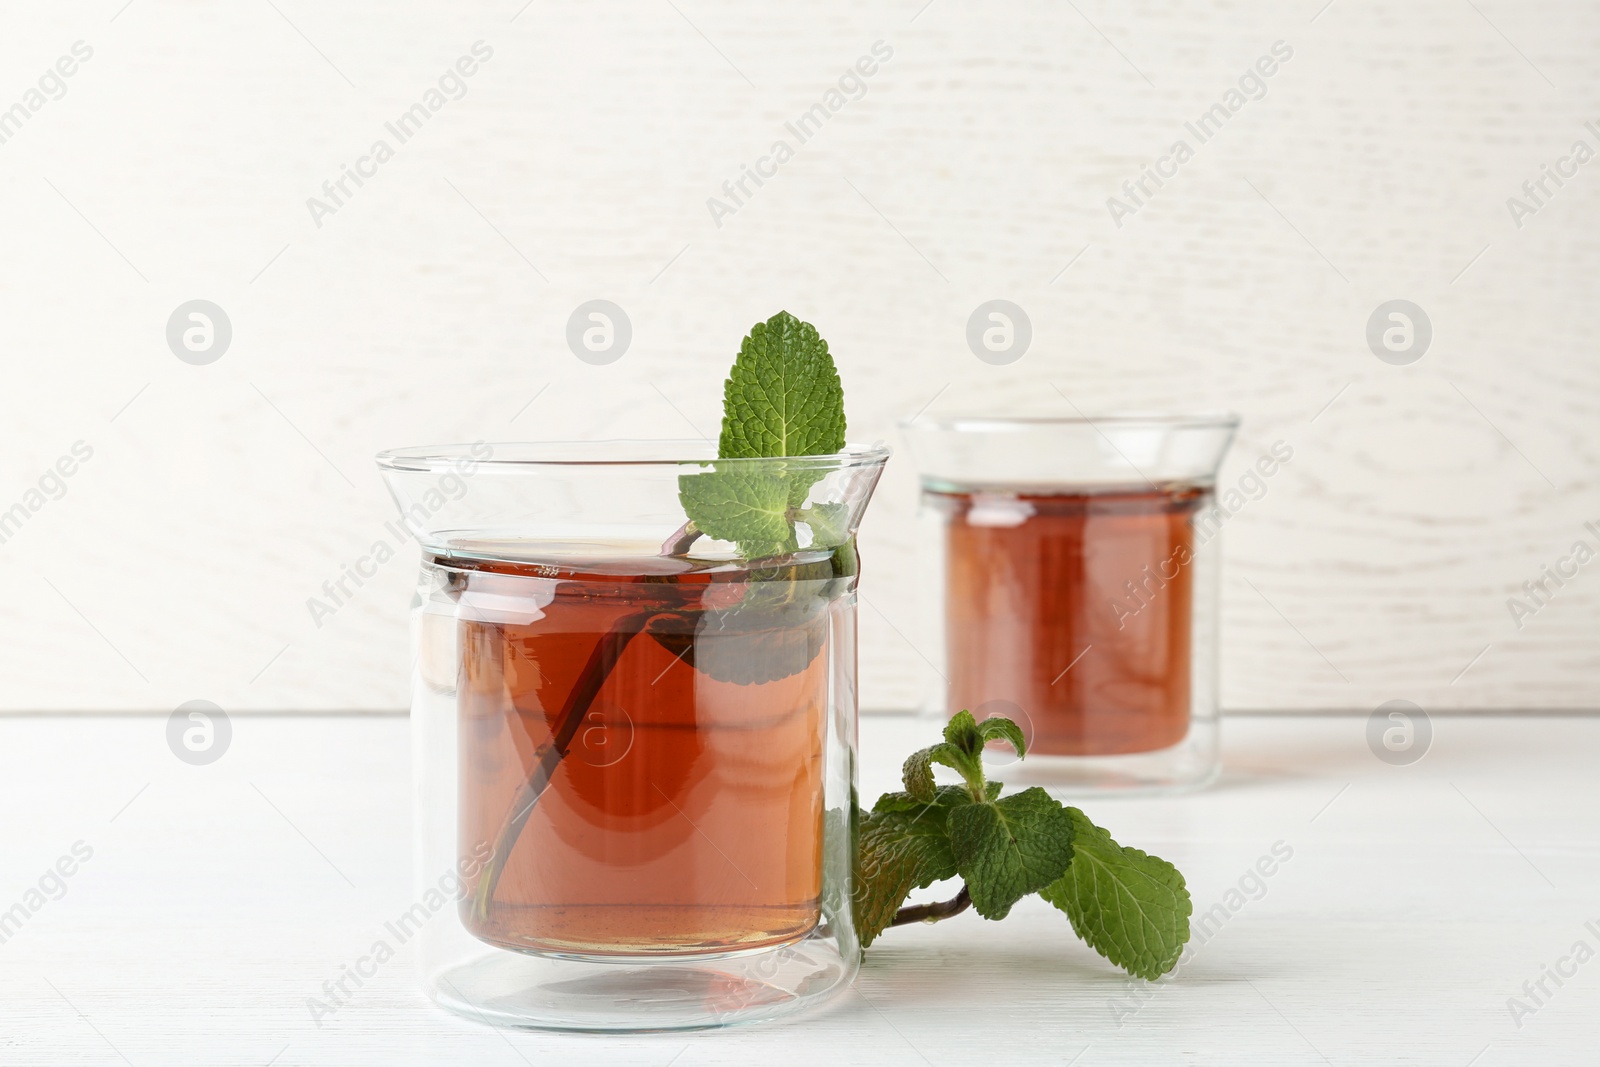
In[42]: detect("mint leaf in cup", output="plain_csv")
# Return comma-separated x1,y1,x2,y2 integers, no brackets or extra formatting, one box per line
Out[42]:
651,310,865,686
797,501,851,549
676,466,797,559
676,311,849,557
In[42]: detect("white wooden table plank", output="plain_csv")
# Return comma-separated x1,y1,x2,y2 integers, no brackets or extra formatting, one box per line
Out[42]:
1,713,1595,1065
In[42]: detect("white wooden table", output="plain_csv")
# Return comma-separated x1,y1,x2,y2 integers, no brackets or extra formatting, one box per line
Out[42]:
2,713,1595,1065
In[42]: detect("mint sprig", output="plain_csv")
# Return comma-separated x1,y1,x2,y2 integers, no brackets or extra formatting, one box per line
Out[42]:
855,712,1193,981
677,311,848,557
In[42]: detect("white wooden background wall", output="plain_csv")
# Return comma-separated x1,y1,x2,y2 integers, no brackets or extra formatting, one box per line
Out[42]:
1,0,1595,713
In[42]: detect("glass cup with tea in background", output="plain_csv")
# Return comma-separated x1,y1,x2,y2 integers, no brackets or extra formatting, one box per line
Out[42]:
901,415,1239,794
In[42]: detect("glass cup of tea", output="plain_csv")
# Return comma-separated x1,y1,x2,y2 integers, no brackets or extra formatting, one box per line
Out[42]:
377,440,888,1032
900,415,1239,794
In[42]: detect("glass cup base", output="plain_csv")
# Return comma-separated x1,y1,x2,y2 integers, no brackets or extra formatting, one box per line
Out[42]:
426,930,858,1033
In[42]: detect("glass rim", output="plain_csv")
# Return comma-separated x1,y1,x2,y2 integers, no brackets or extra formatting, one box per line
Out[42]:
375,439,892,473
898,412,1241,433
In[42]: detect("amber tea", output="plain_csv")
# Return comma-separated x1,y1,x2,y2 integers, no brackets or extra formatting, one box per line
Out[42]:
930,485,1208,756
446,548,844,957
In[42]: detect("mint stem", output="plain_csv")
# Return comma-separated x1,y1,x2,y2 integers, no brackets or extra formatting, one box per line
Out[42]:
472,615,644,923
889,886,972,927
660,520,701,556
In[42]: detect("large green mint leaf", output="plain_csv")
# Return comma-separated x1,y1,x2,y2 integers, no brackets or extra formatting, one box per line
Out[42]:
947,787,1074,920
718,310,846,461
676,467,797,559
855,786,976,947
1039,808,1191,980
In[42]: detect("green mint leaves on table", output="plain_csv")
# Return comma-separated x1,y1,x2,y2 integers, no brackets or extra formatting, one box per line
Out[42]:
857,712,1193,981
1037,807,1194,980
677,310,849,559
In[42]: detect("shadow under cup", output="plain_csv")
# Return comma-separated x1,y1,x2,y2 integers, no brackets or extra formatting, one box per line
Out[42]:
902,415,1239,794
